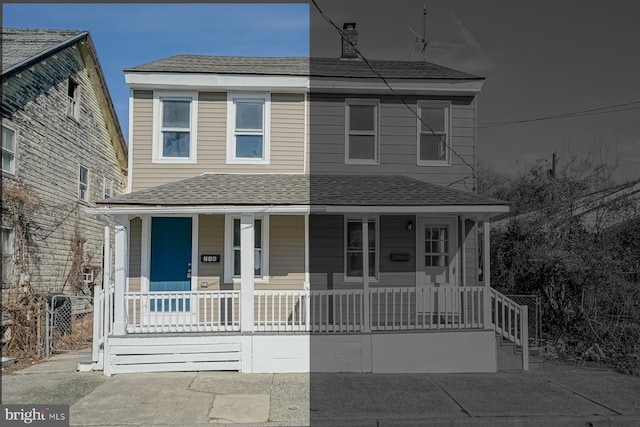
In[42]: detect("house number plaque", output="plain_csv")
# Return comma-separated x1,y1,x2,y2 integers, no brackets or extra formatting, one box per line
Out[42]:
200,255,220,263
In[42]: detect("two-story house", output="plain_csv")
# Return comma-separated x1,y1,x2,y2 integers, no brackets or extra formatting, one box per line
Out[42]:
1,29,127,295
90,24,526,376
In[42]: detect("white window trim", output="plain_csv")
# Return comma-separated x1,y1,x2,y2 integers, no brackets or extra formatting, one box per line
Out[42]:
67,78,80,120
152,90,198,164
103,177,114,199
226,92,271,165
417,100,452,166
1,124,17,175
415,216,459,286
345,98,379,165
78,164,90,202
224,215,270,284
343,216,380,283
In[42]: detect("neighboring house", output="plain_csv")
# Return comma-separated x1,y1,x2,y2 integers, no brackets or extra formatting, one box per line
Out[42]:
1,29,127,293
90,24,525,375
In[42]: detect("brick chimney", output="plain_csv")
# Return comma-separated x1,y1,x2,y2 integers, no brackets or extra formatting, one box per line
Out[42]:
341,23,359,60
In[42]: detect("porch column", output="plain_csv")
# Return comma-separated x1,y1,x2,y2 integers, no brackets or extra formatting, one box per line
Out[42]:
240,214,255,333
113,215,129,335
482,216,492,328
362,218,371,333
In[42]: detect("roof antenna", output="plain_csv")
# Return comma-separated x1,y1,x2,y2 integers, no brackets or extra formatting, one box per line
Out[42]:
408,4,463,61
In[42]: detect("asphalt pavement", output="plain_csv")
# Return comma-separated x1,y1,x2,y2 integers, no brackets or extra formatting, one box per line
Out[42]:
2,350,640,426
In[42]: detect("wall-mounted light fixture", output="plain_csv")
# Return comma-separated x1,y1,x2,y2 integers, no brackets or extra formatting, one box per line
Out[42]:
407,220,414,231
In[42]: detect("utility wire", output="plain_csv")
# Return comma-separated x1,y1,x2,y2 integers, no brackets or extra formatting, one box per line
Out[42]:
479,100,640,129
311,0,476,184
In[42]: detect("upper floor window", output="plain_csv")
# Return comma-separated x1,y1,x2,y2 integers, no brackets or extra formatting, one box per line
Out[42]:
227,92,270,164
2,125,16,174
152,91,198,163
345,99,379,164
417,101,451,166
79,165,89,202
67,78,80,119
103,178,114,199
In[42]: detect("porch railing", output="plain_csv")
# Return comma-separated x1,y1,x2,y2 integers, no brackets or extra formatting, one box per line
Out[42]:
124,291,241,333
490,288,529,370
112,287,495,335
370,286,486,331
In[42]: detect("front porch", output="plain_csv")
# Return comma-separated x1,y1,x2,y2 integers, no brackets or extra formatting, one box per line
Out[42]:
89,174,524,375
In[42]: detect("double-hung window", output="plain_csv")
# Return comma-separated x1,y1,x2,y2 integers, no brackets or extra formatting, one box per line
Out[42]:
103,178,114,199
2,125,16,174
225,216,269,282
78,165,89,202
345,99,378,164
227,93,270,164
67,78,80,120
153,91,198,163
417,101,451,165
345,218,378,280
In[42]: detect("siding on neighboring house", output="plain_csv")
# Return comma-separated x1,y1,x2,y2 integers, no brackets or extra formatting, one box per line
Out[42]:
1,43,125,292
308,94,476,191
130,91,305,191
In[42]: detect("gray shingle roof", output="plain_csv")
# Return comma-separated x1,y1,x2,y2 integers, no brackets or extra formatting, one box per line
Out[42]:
2,28,87,76
124,55,482,80
97,174,506,207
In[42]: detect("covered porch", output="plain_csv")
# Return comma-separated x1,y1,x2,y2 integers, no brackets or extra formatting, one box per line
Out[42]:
89,174,525,374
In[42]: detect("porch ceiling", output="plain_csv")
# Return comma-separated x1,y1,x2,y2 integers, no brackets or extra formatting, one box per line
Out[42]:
94,174,509,214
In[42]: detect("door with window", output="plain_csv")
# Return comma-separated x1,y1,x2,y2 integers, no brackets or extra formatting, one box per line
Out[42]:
417,217,458,314
149,217,193,318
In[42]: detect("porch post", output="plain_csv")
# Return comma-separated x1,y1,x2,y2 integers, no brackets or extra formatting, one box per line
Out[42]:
482,217,492,328
113,215,129,335
362,218,371,333
240,214,255,333
92,223,110,363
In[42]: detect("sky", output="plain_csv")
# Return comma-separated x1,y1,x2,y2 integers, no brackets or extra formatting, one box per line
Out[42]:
3,1,640,182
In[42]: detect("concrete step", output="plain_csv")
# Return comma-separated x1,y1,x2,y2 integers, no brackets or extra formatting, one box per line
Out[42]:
496,333,542,371
76,355,96,372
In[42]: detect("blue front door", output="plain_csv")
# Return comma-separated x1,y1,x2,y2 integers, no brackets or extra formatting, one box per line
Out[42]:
150,217,192,311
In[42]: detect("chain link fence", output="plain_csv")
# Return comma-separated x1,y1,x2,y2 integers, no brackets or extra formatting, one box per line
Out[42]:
505,294,542,347
46,294,94,357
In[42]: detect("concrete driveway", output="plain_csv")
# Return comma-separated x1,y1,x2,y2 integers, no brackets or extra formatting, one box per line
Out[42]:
2,351,640,426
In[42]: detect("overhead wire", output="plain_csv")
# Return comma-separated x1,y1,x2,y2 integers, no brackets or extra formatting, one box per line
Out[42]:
479,100,640,129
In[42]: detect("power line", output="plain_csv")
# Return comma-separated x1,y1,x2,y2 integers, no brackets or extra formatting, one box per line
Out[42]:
310,0,476,183
479,100,640,129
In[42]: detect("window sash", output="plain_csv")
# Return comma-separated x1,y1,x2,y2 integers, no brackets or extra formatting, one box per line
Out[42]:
417,103,449,163
2,126,16,174
346,101,378,163
423,226,450,267
103,179,114,199
159,98,192,158
234,99,265,160
79,166,89,201
232,218,263,277
346,219,377,278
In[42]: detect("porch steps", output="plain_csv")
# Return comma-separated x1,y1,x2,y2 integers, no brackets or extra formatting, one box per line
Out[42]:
496,334,542,371
107,336,242,375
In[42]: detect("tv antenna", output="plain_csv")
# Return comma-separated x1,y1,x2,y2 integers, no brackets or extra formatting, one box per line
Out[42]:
408,4,463,60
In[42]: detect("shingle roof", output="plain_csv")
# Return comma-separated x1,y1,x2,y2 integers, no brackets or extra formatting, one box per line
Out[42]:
124,55,482,80
97,174,506,207
2,28,87,76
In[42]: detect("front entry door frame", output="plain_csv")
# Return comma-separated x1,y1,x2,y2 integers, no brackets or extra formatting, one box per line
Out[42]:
416,216,459,313
140,214,199,327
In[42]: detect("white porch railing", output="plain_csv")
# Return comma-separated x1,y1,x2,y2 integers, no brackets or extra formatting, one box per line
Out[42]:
370,286,486,331
310,289,364,332
124,291,241,333
100,287,499,335
490,288,529,370
254,290,308,332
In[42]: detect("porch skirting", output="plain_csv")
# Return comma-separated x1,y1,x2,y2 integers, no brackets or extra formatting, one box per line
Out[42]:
103,329,497,375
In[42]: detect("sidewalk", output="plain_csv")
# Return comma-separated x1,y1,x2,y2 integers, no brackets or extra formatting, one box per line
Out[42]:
3,351,640,426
